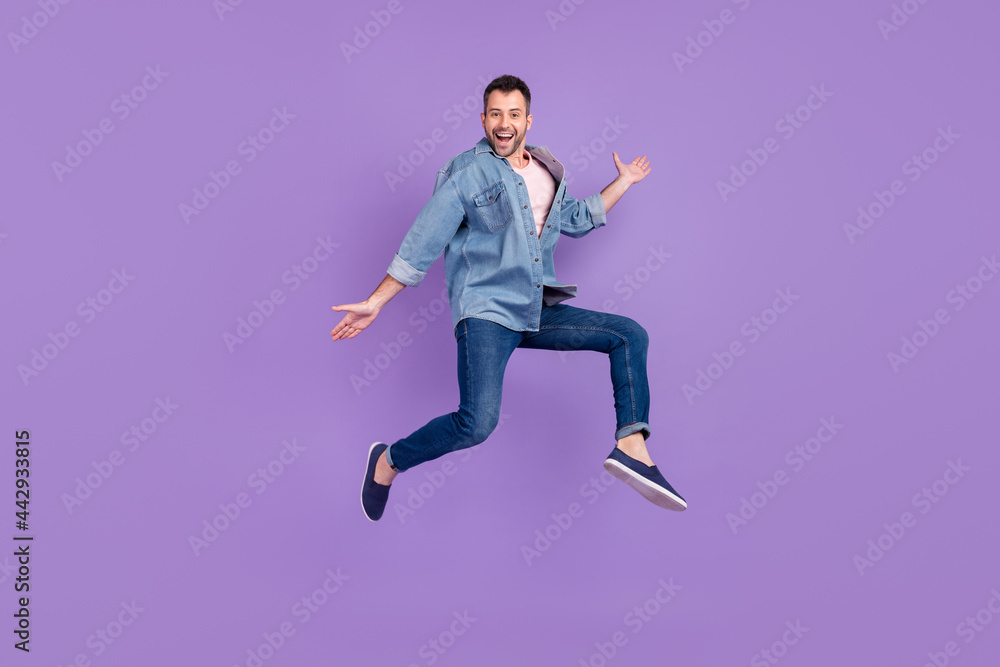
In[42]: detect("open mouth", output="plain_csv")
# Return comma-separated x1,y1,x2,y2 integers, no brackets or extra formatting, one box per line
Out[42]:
495,131,514,148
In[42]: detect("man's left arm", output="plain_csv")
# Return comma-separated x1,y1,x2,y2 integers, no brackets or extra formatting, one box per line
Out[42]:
559,152,652,238
600,152,652,213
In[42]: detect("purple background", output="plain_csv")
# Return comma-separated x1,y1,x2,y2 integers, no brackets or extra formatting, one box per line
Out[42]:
3,0,999,665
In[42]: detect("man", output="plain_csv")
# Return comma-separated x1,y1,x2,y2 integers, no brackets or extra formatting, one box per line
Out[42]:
332,75,686,521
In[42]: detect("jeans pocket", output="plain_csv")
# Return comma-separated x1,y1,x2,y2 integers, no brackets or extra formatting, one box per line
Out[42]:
472,180,513,231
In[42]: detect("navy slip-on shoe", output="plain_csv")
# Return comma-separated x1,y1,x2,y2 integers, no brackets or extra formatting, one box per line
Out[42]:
361,442,391,522
603,447,688,511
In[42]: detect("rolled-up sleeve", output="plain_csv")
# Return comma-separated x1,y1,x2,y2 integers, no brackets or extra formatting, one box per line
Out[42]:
558,190,607,238
386,176,466,286
386,253,424,286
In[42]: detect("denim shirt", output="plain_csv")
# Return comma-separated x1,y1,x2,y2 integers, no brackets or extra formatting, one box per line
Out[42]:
387,137,607,332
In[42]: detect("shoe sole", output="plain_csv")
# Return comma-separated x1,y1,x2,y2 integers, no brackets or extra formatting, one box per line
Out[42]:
361,441,385,522
604,458,688,511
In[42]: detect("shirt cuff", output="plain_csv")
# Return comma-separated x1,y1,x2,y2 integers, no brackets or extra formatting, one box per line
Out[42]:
387,253,425,286
584,192,607,229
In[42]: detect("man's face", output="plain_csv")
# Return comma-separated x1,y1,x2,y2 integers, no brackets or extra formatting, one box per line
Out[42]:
481,89,532,158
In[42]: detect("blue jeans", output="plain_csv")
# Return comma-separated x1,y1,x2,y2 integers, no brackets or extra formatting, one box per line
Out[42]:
384,303,651,472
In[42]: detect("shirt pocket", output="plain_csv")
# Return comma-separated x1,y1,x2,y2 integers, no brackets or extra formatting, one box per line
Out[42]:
471,180,513,231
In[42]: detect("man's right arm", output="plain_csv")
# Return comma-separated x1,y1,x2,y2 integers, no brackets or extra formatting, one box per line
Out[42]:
331,273,406,341
386,174,466,288
367,272,407,310
331,173,466,341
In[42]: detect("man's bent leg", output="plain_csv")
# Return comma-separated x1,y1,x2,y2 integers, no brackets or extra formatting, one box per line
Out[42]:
384,317,521,472
519,303,651,444
517,304,686,510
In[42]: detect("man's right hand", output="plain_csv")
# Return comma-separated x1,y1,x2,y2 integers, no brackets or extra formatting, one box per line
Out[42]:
331,273,406,341
331,301,379,340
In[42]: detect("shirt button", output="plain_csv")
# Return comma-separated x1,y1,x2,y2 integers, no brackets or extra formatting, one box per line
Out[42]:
534,258,539,262
530,231,534,235
519,182,523,185
536,284,541,288
523,205,528,209
547,225,551,228
556,199,560,203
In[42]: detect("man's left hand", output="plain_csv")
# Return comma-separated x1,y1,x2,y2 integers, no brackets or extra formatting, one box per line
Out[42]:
612,152,651,185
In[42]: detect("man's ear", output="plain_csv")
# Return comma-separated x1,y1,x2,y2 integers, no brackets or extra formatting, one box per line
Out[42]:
481,113,486,130
526,114,532,131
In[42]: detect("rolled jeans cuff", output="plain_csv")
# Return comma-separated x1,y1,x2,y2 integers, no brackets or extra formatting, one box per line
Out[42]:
384,444,398,470
616,422,650,441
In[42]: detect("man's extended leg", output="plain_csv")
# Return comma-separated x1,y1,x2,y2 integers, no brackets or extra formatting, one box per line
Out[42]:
385,317,521,469
361,317,521,520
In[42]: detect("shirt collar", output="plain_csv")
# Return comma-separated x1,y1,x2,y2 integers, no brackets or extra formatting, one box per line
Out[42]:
474,137,564,183
475,137,495,155
475,136,534,164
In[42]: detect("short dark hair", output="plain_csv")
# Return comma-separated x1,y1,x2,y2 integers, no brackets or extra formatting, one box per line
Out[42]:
483,75,531,115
